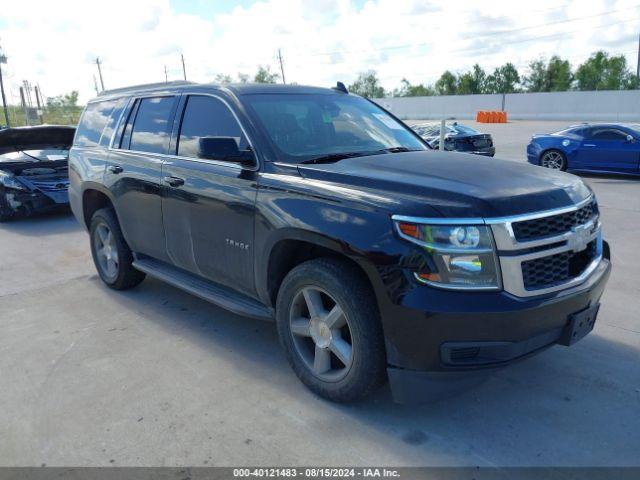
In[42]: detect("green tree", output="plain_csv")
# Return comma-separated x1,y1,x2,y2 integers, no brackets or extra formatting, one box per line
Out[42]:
348,70,386,98
523,56,573,92
485,63,521,93
393,78,435,97
435,70,457,95
523,59,548,92
253,65,280,84
214,73,233,84
46,90,79,108
546,56,572,91
575,51,638,90
456,64,487,94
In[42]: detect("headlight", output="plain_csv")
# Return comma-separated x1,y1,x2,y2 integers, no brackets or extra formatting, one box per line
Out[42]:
394,219,501,290
0,171,27,190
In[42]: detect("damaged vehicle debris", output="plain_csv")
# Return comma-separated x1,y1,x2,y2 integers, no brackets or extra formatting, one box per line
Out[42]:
0,125,76,221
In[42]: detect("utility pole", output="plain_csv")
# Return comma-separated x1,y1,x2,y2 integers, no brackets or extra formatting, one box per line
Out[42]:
181,53,187,81
164,65,168,83
19,86,29,126
636,32,640,81
95,57,105,91
34,85,43,124
0,46,9,127
277,49,286,84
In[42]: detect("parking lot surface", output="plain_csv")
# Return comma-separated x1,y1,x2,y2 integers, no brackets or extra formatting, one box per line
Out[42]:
1,121,639,466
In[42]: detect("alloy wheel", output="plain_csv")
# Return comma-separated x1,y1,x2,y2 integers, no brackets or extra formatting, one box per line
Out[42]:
93,222,119,281
289,286,354,382
541,151,564,169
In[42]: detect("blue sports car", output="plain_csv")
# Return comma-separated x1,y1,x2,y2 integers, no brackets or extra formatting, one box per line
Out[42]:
527,123,640,175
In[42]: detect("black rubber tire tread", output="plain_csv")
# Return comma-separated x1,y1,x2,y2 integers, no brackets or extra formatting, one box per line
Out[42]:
276,257,387,402
89,207,145,290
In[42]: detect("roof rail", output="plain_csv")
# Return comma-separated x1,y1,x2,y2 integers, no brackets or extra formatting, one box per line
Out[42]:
97,80,195,96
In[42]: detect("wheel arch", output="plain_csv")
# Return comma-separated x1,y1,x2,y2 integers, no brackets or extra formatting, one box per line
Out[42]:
258,228,383,311
81,183,117,230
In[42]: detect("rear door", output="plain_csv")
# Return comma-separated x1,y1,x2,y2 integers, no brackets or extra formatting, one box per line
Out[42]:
578,127,639,172
161,93,259,298
106,95,178,262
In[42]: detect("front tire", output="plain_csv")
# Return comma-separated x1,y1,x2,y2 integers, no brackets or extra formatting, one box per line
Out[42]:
89,208,145,290
276,258,386,402
540,149,567,170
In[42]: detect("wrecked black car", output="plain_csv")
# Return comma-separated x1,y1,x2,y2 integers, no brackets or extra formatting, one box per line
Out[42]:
0,125,75,221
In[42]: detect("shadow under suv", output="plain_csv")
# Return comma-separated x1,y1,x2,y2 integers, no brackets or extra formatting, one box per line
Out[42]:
69,81,611,403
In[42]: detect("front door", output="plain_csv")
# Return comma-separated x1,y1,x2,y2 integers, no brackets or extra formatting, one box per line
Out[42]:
161,94,258,298
577,127,640,173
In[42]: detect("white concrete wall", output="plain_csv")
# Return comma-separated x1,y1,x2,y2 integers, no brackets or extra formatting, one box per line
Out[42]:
375,90,640,121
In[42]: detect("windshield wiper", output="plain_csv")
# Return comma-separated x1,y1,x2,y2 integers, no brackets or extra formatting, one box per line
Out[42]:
380,146,420,153
300,151,375,165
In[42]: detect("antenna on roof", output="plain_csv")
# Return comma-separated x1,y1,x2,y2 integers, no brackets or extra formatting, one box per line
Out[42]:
332,81,348,94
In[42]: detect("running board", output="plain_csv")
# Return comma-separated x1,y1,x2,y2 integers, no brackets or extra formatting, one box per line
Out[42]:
132,256,273,321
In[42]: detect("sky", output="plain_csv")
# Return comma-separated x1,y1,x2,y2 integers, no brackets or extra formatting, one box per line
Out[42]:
0,0,638,104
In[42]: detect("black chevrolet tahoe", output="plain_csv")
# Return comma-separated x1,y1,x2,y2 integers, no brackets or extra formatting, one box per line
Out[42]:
69,81,611,403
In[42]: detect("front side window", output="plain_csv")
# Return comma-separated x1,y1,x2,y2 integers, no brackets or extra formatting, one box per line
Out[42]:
243,93,427,163
177,95,248,159
588,128,628,141
128,96,176,154
75,100,118,147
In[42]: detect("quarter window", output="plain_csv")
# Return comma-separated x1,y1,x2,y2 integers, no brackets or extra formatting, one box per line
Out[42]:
128,96,177,154
74,100,119,147
98,98,127,147
177,95,248,159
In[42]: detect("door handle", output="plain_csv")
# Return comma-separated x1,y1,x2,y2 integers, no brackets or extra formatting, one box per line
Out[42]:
583,144,596,147
108,165,123,174
164,176,185,187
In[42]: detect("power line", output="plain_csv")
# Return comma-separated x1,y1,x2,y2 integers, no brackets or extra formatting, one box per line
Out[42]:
316,16,640,66
308,4,640,58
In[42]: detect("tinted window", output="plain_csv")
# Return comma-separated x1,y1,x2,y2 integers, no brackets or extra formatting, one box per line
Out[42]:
589,128,628,141
177,96,248,158
98,98,127,147
75,100,118,147
128,96,176,154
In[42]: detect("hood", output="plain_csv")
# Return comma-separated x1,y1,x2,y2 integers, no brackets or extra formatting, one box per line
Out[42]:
0,125,76,156
297,150,591,218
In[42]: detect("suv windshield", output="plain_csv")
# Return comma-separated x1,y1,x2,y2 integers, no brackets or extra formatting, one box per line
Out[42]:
243,93,427,163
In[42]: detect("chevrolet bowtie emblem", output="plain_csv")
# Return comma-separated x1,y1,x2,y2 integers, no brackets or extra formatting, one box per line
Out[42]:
568,223,592,252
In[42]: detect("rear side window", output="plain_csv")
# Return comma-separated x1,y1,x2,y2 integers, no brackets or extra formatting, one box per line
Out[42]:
74,100,118,147
127,96,177,154
98,98,127,147
177,95,248,158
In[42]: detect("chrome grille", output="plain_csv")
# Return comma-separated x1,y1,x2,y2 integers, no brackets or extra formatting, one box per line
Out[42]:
512,200,598,241
488,195,603,297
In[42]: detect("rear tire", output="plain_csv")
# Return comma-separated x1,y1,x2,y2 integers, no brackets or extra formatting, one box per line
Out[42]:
276,258,387,402
89,208,145,290
540,149,567,171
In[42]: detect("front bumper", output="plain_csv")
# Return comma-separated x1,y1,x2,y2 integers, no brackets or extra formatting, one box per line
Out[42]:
383,248,611,403
0,187,69,218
